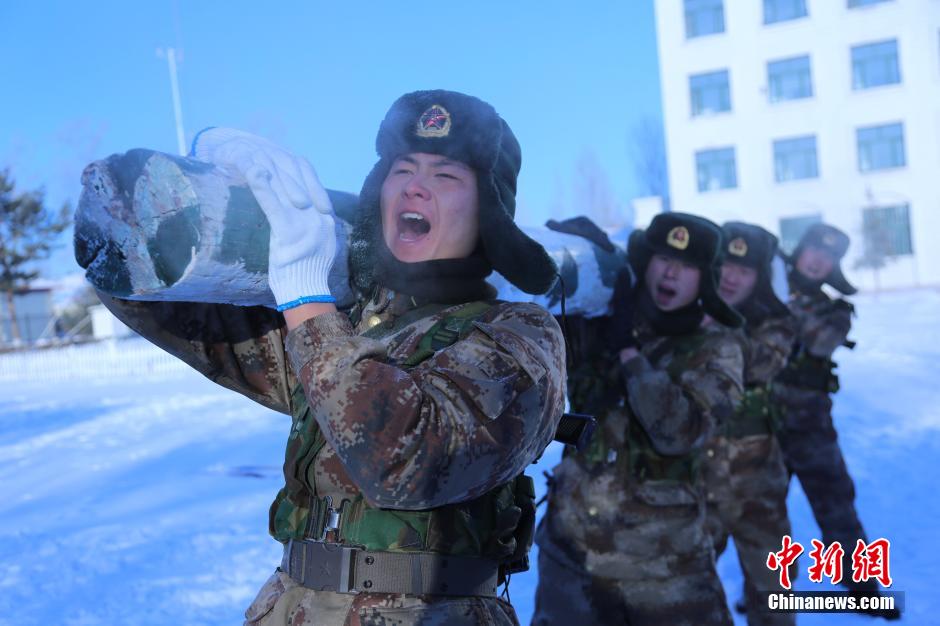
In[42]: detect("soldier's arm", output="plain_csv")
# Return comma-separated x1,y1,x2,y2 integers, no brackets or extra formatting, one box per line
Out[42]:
621,333,744,456
801,299,853,358
98,293,294,414
747,315,798,385
286,302,566,510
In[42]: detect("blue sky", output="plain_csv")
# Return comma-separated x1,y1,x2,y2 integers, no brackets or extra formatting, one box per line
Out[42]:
0,1,663,277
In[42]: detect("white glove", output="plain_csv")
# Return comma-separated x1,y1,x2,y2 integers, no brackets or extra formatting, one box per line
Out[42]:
191,127,337,310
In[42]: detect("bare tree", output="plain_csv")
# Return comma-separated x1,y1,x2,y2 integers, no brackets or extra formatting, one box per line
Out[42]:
628,115,670,208
573,150,618,228
853,209,896,292
0,170,71,343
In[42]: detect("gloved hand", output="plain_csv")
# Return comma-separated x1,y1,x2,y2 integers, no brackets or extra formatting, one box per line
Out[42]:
608,264,638,351
191,127,336,310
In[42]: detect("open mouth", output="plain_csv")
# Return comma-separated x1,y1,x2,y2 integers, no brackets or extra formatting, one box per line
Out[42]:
657,285,677,300
397,211,431,242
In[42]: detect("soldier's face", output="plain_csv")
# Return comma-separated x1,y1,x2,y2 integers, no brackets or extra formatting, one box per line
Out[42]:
719,261,758,306
795,245,835,281
645,253,701,311
380,153,480,263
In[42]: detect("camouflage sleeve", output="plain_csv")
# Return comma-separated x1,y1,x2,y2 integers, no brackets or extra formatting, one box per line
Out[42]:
97,292,294,414
799,299,853,358
621,332,744,456
747,315,798,385
285,302,566,510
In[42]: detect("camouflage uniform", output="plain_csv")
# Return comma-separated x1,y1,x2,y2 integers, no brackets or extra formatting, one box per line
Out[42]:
532,311,742,626
100,287,566,625
773,286,872,591
702,315,796,626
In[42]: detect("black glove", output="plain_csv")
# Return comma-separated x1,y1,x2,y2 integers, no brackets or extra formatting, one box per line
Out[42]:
545,216,616,253
607,264,638,351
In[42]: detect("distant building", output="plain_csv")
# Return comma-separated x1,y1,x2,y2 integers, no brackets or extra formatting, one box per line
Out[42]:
655,0,940,289
0,288,55,344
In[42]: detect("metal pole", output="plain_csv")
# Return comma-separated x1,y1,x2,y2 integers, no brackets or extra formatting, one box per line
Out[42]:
166,47,186,156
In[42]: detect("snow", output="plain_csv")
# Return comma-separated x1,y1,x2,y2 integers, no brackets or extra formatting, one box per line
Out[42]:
0,290,938,625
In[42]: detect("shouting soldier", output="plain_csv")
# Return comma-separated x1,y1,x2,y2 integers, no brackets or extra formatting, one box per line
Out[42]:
532,213,743,626
96,90,566,625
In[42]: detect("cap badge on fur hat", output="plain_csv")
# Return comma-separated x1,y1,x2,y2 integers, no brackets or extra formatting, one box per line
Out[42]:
416,105,451,138
823,232,837,247
729,237,748,257
667,226,690,250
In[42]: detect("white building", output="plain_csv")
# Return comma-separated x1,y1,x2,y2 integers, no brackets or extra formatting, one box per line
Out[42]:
654,0,940,290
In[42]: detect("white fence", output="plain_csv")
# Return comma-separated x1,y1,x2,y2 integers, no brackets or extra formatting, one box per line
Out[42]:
0,338,189,382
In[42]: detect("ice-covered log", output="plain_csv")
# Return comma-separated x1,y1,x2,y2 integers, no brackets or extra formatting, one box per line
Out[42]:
74,149,358,308
75,149,626,316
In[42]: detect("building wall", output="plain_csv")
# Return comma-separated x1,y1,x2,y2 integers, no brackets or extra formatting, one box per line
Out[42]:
655,0,940,289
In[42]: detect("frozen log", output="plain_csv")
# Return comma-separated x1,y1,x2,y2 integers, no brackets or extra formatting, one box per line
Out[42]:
74,149,358,308
74,149,626,316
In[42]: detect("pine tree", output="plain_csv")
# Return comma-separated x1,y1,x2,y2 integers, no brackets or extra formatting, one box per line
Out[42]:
0,170,71,343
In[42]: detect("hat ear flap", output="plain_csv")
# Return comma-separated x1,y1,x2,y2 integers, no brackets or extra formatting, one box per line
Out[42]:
827,266,858,295
479,178,558,294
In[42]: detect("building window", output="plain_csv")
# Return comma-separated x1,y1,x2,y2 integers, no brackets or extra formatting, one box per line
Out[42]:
690,70,731,116
773,135,818,182
764,0,808,24
779,214,822,254
848,0,892,7
862,204,913,258
685,0,725,38
768,55,813,102
852,40,901,89
695,147,737,192
857,122,905,171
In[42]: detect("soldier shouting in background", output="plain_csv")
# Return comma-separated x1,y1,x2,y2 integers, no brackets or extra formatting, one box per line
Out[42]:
701,222,796,626
532,213,743,626
774,223,899,620
97,90,566,625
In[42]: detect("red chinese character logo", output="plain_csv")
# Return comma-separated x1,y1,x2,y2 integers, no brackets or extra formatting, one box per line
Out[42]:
851,538,893,588
767,535,804,590
807,539,844,584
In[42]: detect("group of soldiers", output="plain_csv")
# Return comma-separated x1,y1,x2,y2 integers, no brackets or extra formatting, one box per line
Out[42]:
95,89,898,625
534,213,899,624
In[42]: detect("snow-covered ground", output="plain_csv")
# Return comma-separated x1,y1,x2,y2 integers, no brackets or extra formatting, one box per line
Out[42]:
0,290,937,625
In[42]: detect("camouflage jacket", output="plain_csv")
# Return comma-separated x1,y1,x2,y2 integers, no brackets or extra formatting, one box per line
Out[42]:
776,289,854,393
703,315,795,503
540,314,744,571
99,288,566,519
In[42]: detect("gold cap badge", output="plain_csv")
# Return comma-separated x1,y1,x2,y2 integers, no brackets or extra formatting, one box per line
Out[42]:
416,105,451,138
728,237,748,257
666,226,690,250
822,233,837,247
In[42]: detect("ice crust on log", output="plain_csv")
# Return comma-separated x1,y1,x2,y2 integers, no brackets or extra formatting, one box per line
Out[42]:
75,149,625,317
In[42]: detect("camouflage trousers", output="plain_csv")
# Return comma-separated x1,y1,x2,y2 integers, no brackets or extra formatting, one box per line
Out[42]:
244,568,518,626
531,455,732,625
774,384,874,593
703,435,795,626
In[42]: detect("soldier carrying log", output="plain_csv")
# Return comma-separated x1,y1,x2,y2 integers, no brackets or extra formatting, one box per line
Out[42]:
532,213,744,626
92,90,567,625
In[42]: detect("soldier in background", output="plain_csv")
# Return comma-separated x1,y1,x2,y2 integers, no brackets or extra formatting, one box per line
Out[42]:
532,213,743,626
774,223,899,620
702,222,796,626
97,90,567,625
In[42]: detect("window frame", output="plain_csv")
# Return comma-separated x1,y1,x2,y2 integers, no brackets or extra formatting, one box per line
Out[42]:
695,146,738,192
767,54,814,103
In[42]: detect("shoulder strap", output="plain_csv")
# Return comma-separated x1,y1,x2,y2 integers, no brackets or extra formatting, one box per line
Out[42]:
403,301,494,367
